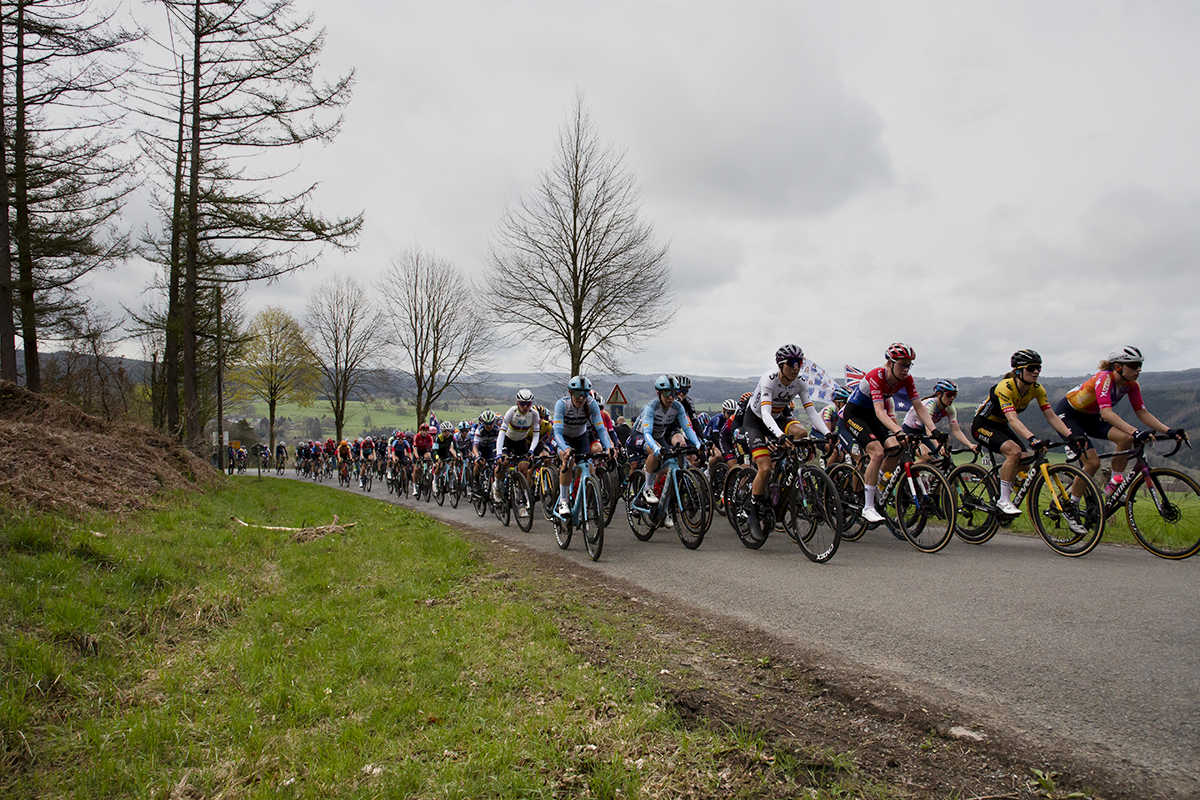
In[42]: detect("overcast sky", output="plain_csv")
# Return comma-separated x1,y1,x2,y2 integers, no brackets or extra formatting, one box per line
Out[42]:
101,0,1199,381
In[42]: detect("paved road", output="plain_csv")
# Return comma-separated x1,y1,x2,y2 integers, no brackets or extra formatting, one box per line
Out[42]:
271,471,1199,795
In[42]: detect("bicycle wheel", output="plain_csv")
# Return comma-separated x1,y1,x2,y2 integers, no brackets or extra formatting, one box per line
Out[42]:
581,476,604,561
896,465,955,553
1029,463,1105,557
673,469,709,550
510,472,535,532
433,467,446,505
493,474,512,527
708,460,729,517
731,470,769,549
827,464,869,541
538,466,559,521
472,472,488,517
623,472,655,541
362,468,372,492
1125,468,1200,559
946,464,999,544
554,512,572,550
792,465,842,563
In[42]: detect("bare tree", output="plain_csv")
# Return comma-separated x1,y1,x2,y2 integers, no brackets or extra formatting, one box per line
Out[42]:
137,0,362,444
304,274,386,442
482,95,674,376
227,306,318,454
378,247,493,426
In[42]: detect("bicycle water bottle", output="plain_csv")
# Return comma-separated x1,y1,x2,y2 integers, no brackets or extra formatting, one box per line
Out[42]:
769,481,781,507
653,473,666,497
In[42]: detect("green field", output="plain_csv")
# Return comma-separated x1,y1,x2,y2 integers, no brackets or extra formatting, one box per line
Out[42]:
232,399,506,442
1,479,907,799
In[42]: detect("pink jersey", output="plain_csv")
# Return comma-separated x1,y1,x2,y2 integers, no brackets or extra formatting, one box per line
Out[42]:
1065,370,1145,415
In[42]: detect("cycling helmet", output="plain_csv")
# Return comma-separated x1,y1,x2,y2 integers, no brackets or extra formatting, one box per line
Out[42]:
536,404,550,419
885,342,916,362
1010,349,1042,369
675,375,692,391
832,385,850,402
722,398,737,413
1107,345,1143,366
479,409,496,425
934,379,958,394
775,344,804,365
516,388,534,404
567,375,591,393
458,421,470,431
697,412,710,426
654,374,677,393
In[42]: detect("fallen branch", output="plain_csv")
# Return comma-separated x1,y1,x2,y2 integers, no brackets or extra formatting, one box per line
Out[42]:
230,515,355,542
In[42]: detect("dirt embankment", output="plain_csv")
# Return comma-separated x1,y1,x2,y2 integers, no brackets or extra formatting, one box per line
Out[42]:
0,380,218,516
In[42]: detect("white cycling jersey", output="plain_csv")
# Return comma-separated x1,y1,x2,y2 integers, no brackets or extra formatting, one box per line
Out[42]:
748,369,830,438
498,405,541,450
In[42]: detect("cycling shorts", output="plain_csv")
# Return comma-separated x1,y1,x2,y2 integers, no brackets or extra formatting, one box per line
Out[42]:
970,417,1025,454
740,412,802,460
500,437,531,462
1055,398,1112,443
843,403,897,448
559,433,591,458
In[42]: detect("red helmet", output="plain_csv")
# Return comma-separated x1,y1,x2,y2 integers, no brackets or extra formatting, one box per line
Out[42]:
884,342,916,362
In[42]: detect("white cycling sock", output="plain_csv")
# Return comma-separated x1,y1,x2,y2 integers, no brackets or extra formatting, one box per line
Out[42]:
559,484,570,503
864,484,877,507
1000,480,1012,504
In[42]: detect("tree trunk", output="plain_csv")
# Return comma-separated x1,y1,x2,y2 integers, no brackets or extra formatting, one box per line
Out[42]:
0,13,17,383
13,2,38,391
182,0,203,443
165,55,188,437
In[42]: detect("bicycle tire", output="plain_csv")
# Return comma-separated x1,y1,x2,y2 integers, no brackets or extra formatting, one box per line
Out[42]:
581,476,604,561
597,466,620,527
494,473,512,527
1125,468,1200,559
674,469,708,550
433,467,446,505
1029,463,1105,557
947,463,999,544
896,464,955,553
472,472,488,517
793,465,842,563
511,471,535,532
554,514,572,550
730,470,769,549
362,468,372,492
708,460,729,517
624,472,657,541
538,466,559,521
827,464,869,541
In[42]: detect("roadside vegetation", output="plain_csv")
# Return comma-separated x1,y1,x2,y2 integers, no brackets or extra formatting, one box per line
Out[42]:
2,479,911,799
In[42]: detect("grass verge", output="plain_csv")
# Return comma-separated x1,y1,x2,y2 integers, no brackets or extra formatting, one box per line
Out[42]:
2,479,899,799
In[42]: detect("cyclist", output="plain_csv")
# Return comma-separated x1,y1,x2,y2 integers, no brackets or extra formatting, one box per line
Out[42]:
471,411,501,493
901,379,979,463
742,345,833,518
971,349,1084,516
551,376,614,518
336,438,352,480
495,389,541,503
633,375,704,512
706,399,737,469
821,386,852,466
412,423,435,488
1057,345,1185,497
274,440,287,470
842,343,938,523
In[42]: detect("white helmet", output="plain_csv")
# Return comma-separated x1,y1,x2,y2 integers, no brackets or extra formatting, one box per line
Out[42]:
1107,345,1143,366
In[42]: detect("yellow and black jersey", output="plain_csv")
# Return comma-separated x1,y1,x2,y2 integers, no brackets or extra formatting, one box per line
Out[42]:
974,378,1051,425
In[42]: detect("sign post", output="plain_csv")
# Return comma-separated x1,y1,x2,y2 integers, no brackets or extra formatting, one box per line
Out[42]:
606,384,629,420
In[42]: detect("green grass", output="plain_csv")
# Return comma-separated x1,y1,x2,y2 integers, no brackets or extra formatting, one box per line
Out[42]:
238,399,516,441
0,480,899,799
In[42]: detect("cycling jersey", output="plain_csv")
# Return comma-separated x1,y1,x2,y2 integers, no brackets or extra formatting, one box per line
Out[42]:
471,424,500,451
497,405,541,449
902,397,956,430
636,397,702,456
1064,370,1145,416
552,395,612,451
748,369,830,438
704,413,729,444
413,432,434,452
974,378,1051,424
846,367,917,410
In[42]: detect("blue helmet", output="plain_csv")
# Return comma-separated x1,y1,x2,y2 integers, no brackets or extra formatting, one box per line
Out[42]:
934,379,958,394
654,374,677,393
832,385,850,402
568,375,591,393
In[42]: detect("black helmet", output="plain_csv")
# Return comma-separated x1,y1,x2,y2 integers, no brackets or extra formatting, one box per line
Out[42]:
1010,349,1042,370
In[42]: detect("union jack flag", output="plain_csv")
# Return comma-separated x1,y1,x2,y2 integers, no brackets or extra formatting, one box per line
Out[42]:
844,365,865,385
